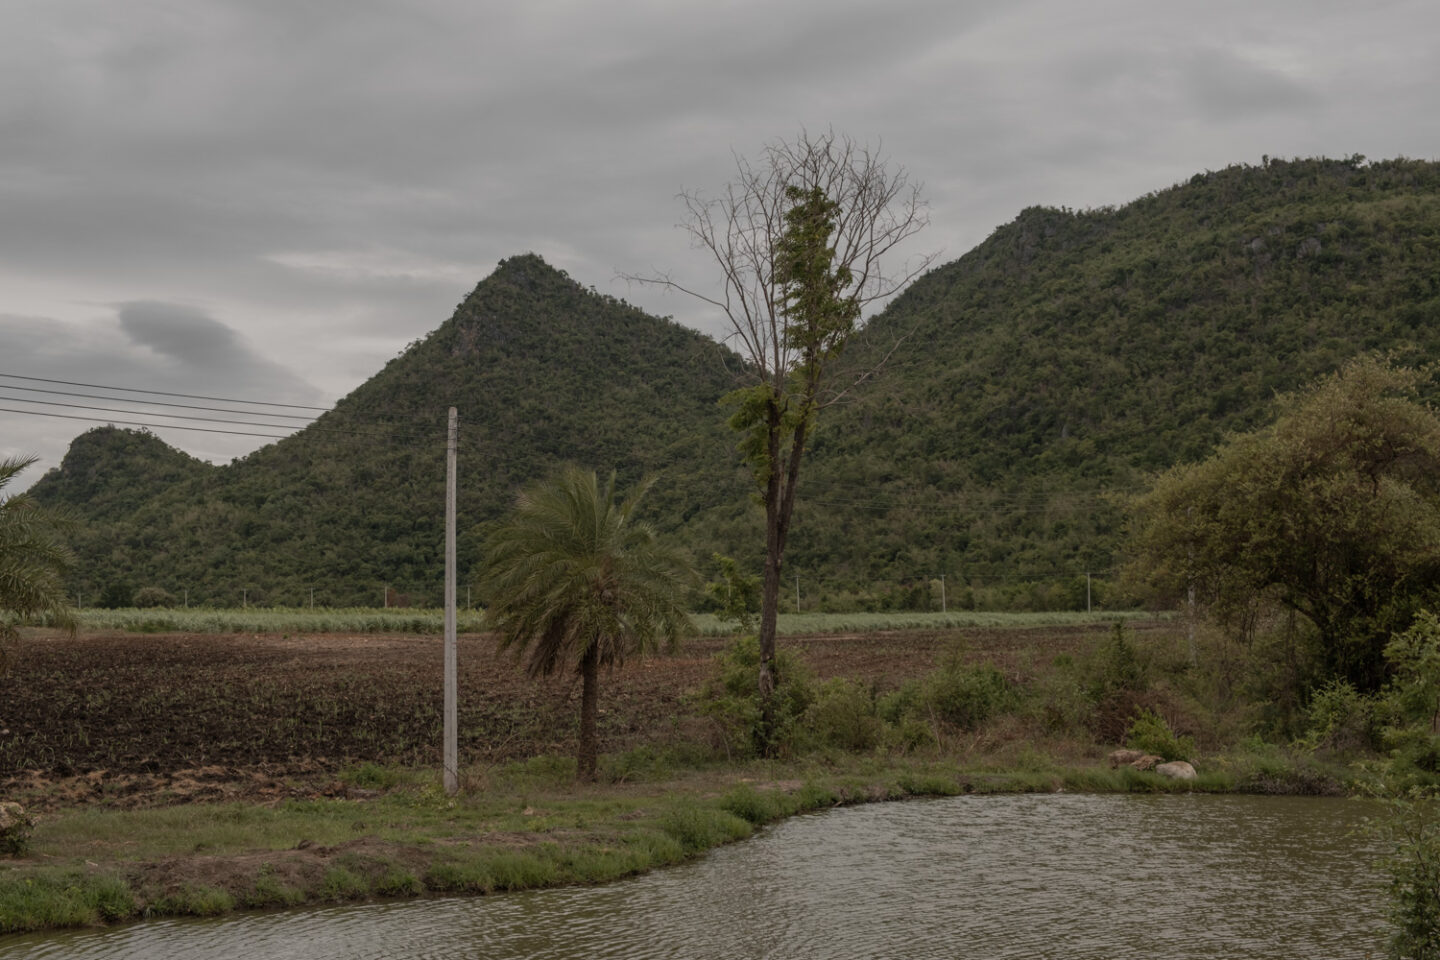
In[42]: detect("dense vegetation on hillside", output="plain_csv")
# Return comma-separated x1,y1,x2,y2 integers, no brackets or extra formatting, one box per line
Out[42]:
30,157,1440,609
794,155,1440,602
32,255,755,606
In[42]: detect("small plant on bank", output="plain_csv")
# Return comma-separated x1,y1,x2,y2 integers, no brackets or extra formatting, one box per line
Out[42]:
802,679,883,752
1125,708,1195,761
0,803,34,856
1302,678,1384,755
919,658,1015,730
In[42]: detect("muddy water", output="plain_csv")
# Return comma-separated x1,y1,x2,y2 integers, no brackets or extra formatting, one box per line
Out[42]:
3,794,1388,959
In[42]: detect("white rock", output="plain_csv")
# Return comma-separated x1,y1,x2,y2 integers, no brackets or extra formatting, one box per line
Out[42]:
1156,761,1197,780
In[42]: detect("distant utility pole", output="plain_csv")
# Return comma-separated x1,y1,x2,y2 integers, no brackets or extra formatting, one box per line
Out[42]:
309,588,314,610
795,575,800,614
183,588,188,609
242,589,247,609
443,407,459,796
383,583,389,609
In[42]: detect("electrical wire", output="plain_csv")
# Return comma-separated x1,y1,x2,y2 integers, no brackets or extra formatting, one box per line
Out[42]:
0,373,331,410
0,383,319,420
0,407,292,439
0,395,316,431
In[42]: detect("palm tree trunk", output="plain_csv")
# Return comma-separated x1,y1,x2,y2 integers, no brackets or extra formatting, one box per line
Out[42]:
578,640,600,781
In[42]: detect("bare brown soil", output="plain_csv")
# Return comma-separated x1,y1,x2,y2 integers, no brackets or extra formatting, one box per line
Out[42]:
0,623,1153,809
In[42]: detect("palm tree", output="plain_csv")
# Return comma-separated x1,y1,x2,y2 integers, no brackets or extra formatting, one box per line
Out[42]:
0,456,76,668
477,467,696,781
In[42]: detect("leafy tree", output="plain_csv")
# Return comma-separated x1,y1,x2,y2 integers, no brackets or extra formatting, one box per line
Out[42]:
476,467,696,780
634,131,930,748
0,456,75,667
706,553,761,635
1128,357,1440,691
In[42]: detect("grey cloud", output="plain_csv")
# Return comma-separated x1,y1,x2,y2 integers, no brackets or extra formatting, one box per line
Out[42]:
118,301,246,363
1182,48,1319,121
4,0,1440,484
114,300,322,405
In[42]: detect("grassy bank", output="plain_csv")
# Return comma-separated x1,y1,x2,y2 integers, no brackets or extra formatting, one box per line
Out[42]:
1,751,1258,935
0,617,1366,934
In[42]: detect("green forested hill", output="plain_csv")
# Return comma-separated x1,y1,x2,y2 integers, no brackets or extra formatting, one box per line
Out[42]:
791,156,1440,605
31,157,1440,610
32,254,757,606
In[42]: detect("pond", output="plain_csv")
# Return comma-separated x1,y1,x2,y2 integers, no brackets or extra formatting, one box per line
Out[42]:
2,793,1388,959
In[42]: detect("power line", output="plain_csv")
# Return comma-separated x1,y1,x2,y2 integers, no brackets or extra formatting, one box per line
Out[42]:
0,399,454,446
0,373,331,411
0,407,292,439
0,395,316,431
0,383,319,420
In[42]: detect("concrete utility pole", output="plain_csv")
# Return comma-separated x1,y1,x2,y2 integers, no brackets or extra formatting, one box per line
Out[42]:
443,407,459,795
383,583,389,609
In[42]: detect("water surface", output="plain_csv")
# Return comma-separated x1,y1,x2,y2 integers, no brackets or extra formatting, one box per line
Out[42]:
2,793,1388,959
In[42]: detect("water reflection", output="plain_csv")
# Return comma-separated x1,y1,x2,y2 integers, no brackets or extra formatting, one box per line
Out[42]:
3,794,1387,959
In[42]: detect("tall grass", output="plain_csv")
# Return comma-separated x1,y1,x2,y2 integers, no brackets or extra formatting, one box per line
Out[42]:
693,610,1159,636
68,607,1159,636
72,607,487,635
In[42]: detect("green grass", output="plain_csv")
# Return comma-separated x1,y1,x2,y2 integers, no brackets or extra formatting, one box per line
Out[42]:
692,610,1158,637
70,607,1159,636
72,606,487,635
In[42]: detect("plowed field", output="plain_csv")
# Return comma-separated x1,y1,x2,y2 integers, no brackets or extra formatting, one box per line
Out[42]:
0,623,1164,807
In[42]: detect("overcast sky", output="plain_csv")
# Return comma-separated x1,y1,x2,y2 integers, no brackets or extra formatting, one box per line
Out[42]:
3,0,1439,489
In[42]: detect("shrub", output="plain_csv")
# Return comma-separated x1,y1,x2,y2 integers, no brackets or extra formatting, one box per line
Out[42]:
0,803,34,856
877,681,920,724
1029,667,1093,733
1125,708,1195,761
719,785,789,825
919,662,1014,730
700,635,812,757
132,587,175,609
1088,620,1145,701
659,806,751,853
1303,678,1382,753
803,679,882,752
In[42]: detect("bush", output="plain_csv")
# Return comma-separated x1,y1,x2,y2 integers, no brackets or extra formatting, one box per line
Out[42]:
699,635,812,757
803,679,882,752
0,803,34,856
919,661,1014,730
1303,678,1382,753
1029,666,1094,733
659,806,751,853
132,587,175,609
1125,708,1195,761
1088,620,1145,701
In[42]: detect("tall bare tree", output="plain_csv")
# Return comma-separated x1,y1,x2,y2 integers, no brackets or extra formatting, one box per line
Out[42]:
635,131,931,749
